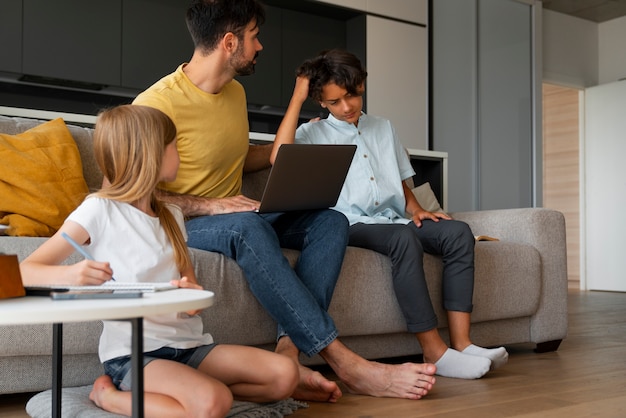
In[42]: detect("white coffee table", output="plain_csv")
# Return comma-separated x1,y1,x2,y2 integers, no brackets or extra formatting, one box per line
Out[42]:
0,289,214,418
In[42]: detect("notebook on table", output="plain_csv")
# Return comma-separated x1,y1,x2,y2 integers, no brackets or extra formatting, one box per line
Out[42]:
25,282,177,295
257,144,356,213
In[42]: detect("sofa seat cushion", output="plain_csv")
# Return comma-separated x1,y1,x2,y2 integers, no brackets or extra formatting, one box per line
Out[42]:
327,241,542,336
193,241,541,344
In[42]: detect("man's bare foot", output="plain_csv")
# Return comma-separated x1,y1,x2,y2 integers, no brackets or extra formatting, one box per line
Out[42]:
340,361,436,400
89,375,118,410
292,364,342,403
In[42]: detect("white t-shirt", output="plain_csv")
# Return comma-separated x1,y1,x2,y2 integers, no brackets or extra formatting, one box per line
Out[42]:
67,197,213,362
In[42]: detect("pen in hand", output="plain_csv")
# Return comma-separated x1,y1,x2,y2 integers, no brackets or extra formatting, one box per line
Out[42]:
61,232,116,281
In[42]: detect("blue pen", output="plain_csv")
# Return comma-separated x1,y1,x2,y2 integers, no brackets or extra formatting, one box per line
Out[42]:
61,232,116,281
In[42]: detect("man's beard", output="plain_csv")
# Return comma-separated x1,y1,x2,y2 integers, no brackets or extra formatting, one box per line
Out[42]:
233,51,258,76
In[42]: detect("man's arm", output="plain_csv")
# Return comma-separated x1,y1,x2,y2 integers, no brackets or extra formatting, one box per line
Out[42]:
156,189,260,217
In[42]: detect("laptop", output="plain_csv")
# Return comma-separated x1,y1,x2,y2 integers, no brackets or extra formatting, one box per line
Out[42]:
257,144,357,213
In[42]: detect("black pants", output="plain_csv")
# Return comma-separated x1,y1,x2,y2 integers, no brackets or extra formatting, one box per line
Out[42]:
348,219,475,333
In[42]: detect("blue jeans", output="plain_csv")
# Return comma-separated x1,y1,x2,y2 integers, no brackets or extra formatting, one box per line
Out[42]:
186,209,348,357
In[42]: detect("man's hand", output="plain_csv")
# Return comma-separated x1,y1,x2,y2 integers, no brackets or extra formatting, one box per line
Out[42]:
208,195,260,215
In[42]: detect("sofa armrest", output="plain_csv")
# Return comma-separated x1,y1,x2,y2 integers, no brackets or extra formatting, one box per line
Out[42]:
451,208,569,347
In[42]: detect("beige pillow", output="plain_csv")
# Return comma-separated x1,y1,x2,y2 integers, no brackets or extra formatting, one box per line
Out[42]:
411,182,444,213
0,118,89,236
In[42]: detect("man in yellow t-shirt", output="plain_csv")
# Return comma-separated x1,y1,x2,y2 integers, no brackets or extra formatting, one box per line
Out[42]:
134,0,436,403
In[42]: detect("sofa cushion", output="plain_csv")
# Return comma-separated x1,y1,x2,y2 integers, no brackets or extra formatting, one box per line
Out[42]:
0,118,89,236
411,182,444,213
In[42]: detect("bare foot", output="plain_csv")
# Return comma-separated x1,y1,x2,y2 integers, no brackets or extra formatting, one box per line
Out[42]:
89,375,118,410
292,364,343,403
340,361,437,400
275,336,342,403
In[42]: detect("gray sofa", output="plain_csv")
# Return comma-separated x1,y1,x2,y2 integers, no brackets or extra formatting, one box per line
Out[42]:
0,114,568,395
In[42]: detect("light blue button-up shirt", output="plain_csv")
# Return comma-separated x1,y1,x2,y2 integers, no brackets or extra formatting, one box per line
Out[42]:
296,112,415,225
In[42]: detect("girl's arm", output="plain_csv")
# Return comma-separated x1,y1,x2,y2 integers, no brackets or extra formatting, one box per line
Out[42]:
171,262,205,315
270,76,311,165
20,221,114,286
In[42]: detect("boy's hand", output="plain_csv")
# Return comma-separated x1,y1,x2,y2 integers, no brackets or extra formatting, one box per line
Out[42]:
292,76,310,104
411,210,452,228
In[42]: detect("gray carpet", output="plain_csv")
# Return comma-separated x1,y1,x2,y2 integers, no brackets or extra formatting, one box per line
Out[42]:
26,385,308,418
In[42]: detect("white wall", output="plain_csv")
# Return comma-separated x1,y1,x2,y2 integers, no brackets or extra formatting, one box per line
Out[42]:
542,9,598,88
599,15,626,84
543,10,626,88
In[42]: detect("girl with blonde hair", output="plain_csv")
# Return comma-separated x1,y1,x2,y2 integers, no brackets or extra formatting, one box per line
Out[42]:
21,105,298,417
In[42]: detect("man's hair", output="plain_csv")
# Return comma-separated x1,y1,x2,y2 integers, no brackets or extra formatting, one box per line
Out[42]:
185,0,265,54
93,105,191,271
297,49,368,102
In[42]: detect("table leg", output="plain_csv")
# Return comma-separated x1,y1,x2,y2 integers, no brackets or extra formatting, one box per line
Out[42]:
130,317,144,418
52,323,62,418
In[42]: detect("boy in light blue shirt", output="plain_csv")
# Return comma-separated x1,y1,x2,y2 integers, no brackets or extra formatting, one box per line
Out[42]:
271,49,508,380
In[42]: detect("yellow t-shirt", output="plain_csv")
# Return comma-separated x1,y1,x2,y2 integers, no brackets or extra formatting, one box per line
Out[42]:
133,64,249,198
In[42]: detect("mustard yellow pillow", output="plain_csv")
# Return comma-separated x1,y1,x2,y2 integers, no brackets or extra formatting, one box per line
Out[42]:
0,118,89,236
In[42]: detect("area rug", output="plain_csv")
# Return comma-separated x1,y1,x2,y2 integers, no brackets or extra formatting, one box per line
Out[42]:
26,385,308,418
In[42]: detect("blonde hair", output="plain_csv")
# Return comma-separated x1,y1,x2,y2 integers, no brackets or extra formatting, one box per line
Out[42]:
92,105,191,271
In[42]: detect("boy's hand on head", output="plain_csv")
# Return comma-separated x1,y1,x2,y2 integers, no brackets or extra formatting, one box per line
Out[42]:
292,76,311,104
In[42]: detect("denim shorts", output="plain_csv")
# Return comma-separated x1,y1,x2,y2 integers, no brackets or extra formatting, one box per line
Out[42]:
103,344,217,391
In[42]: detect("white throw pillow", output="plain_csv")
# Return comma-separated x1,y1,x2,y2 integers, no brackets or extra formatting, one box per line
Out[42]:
411,182,444,213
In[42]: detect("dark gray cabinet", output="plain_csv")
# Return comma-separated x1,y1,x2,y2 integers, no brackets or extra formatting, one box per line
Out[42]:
236,5,283,111
237,6,348,113
280,9,346,112
22,0,122,87
122,0,194,89
1,0,362,121
0,0,23,74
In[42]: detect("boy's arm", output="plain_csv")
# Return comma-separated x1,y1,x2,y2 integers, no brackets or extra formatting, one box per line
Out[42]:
244,143,272,173
403,181,451,227
271,76,311,164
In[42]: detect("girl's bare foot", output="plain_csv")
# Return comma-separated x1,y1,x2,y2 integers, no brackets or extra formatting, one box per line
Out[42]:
89,375,119,411
292,364,342,402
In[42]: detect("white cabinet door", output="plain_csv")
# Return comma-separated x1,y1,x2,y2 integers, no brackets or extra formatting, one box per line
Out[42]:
584,81,626,292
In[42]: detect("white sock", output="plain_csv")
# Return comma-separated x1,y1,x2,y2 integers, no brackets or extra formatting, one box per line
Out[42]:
462,344,509,370
434,348,491,379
